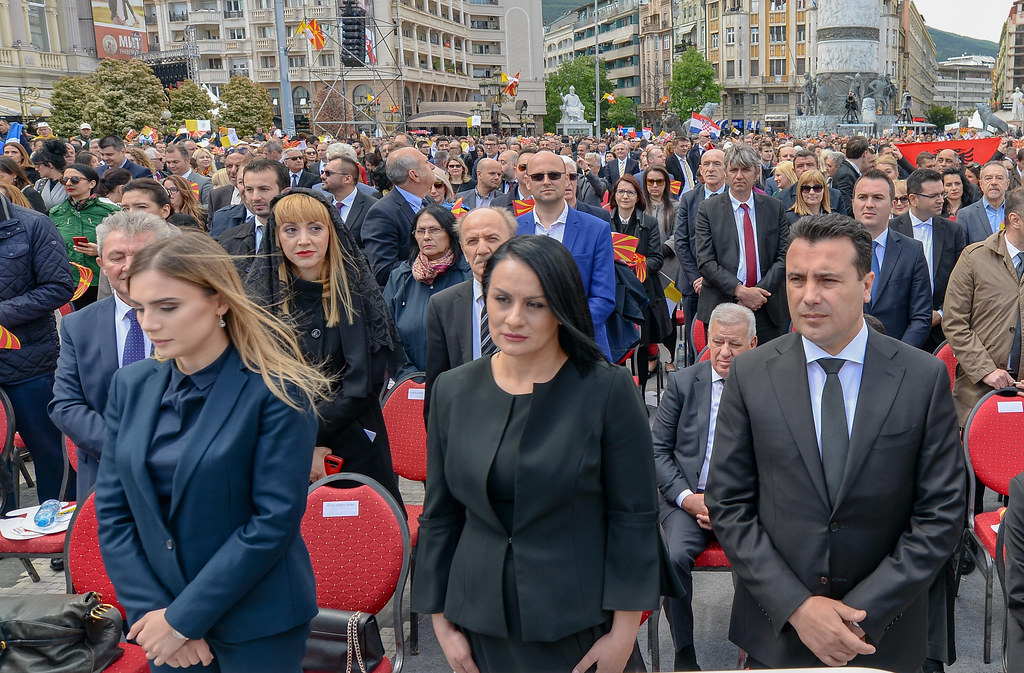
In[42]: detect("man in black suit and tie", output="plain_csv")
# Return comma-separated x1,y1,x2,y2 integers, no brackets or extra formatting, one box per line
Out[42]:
652,302,757,671
219,159,287,276
424,207,518,418
96,136,152,179
695,144,790,344
706,213,965,673
49,211,179,495
686,131,711,177
832,137,876,215
492,149,537,210
321,156,374,236
889,169,966,352
853,170,931,347
357,147,433,285
675,149,727,360
602,141,639,185
164,143,213,207
282,147,320,189
455,158,504,210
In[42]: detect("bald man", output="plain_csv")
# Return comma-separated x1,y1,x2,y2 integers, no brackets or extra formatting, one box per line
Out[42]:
456,158,503,210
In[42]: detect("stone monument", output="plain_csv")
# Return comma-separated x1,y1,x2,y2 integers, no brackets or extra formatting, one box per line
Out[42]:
557,85,592,136
1013,87,1024,122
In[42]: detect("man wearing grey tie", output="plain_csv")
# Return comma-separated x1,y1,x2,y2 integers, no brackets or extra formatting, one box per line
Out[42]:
706,213,965,673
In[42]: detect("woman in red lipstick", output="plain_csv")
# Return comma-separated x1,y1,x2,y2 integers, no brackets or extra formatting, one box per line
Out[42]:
246,189,404,504
414,235,670,673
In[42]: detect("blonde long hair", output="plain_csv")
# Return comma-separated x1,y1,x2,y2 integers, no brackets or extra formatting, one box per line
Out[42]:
272,193,356,327
126,230,330,410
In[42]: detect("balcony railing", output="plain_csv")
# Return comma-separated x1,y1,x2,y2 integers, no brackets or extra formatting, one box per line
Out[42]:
169,11,189,22
224,10,244,18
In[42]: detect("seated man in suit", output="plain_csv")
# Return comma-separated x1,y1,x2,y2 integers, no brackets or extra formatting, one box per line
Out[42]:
282,147,320,189
455,157,503,210
320,156,374,235
958,161,1010,244
776,149,848,216
695,143,790,344
96,135,152,179
562,156,610,222
48,211,180,495
652,302,757,671
358,147,433,285
706,213,965,673
853,169,931,347
164,142,213,207
515,150,616,360
424,207,518,417
219,159,287,276
889,169,966,352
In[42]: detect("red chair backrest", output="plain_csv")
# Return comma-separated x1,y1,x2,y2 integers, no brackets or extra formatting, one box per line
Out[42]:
66,493,126,619
65,435,79,472
692,319,706,354
0,387,13,462
698,347,711,362
381,374,428,483
963,390,1024,497
934,342,957,392
302,481,406,614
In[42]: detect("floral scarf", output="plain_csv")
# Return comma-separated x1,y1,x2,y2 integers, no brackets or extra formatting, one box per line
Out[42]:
70,195,100,212
411,248,455,284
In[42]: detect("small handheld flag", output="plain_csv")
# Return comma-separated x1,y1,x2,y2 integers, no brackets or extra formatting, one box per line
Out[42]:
70,263,94,302
0,325,20,350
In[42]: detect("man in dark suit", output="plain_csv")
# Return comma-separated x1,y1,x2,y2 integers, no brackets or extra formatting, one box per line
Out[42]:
1002,472,1024,670
695,144,790,344
601,141,639,185
321,156,375,236
958,161,1010,244
666,137,695,196
282,147,320,189
652,303,757,671
686,131,711,177
48,212,178,495
207,147,252,213
424,207,518,418
492,149,537,211
776,149,848,215
357,147,433,285
455,158,504,210
854,170,931,348
889,169,966,352
96,136,152,179
675,149,726,360
515,151,616,360
832,137,876,215
219,159,287,276
563,157,610,222
706,213,966,673
164,143,213,207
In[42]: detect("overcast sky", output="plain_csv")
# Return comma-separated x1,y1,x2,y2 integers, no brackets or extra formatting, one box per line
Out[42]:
920,0,1008,42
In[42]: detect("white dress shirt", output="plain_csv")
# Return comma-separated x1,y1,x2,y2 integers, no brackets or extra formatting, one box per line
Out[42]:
675,368,725,507
335,189,357,224
730,191,761,284
909,211,935,290
472,278,485,360
113,292,153,367
802,320,869,456
229,186,242,206
533,202,570,243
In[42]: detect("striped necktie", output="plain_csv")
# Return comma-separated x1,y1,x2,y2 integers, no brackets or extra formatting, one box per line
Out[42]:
480,296,497,357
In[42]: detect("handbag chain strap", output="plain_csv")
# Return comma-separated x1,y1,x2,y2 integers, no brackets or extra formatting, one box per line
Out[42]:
346,611,366,673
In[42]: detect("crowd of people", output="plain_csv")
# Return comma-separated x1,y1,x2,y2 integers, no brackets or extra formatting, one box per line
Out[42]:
4,113,1024,673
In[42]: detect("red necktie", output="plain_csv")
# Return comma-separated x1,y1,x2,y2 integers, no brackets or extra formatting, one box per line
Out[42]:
741,203,757,287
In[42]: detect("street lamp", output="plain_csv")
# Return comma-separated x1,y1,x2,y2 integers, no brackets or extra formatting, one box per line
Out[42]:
18,86,43,125
478,77,503,135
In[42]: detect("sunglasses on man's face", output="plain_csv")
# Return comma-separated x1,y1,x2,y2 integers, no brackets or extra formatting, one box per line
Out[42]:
528,171,564,182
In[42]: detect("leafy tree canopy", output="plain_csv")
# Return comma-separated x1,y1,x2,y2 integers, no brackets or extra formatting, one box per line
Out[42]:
169,79,213,130
217,76,273,137
925,105,957,129
668,47,721,118
544,56,614,134
79,59,167,137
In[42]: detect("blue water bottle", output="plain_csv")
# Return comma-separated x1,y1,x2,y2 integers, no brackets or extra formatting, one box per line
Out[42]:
34,499,60,527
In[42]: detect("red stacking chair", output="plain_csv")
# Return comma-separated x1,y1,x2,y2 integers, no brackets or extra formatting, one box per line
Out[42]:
303,473,410,673
63,492,150,672
691,318,707,356
960,388,1024,663
933,340,957,392
380,372,427,653
698,347,711,362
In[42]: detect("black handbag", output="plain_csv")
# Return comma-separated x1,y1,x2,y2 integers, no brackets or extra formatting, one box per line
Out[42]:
302,609,384,673
0,591,124,673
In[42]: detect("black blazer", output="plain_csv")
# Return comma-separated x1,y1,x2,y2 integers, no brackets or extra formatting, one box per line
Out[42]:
673,186,713,295
602,158,639,185
576,200,611,222
98,159,151,180
706,329,966,672
413,357,662,640
423,279,474,421
651,360,713,505
831,160,860,214
864,229,932,348
694,192,789,326
1003,473,1024,672
209,203,248,240
353,189,417,285
343,189,376,237
665,153,688,188
288,170,320,189
208,185,235,214
685,146,704,178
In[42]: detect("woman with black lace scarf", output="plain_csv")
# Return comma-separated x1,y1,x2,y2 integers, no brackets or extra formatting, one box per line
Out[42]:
245,188,404,505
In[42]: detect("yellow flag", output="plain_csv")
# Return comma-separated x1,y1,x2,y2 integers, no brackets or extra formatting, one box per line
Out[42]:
185,119,199,133
663,281,682,304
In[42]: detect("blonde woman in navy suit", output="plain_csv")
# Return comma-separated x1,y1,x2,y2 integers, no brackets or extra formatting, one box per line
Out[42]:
95,230,330,672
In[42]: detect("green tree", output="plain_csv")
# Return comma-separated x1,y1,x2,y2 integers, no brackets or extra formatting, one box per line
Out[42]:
604,97,639,130
544,56,615,134
79,59,167,137
169,79,213,130
50,76,95,138
925,104,957,129
668,47,722,118
217,76,273,137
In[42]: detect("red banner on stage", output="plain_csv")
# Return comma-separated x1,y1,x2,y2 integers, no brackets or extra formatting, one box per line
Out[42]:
894,138,1001,168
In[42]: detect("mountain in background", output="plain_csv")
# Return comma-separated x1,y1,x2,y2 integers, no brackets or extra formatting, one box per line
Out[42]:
927,26,998,62
543,0,584,23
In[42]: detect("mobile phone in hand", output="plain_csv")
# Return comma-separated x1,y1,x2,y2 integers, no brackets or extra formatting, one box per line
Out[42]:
324,455,344,475
73,236,89,246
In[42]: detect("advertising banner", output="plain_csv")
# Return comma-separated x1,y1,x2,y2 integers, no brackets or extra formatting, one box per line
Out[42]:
91,0,147,60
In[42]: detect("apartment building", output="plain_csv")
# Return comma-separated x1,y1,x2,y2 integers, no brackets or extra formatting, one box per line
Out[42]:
637,0,673,128
934,55,993,117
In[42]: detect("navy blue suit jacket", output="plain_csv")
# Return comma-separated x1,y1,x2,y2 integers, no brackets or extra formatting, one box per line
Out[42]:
673,186,716,295
516,208,616,360
95,349,318,643
209,203,248,240
48,297,118,463
97,159,151,180
865,229,932,348
355,189,417,285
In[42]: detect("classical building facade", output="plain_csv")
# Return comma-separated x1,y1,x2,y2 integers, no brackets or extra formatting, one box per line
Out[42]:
637,0,673,128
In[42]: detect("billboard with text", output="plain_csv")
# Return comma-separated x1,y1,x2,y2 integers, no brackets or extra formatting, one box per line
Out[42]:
91,0,147,60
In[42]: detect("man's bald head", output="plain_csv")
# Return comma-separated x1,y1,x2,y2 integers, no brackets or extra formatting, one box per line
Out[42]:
457,207,518,281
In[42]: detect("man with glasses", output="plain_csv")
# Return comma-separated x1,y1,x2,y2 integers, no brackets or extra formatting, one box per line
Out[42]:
889,169,965,353
959,161,1011,244
456,157,503,210
321,156,373,235
776,149,848,215
282,147,318,189
562,156,609,222
163,143,213,207
513,150,616,359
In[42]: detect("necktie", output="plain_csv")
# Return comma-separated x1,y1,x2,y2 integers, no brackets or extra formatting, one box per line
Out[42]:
818,357,849,506
123,308,146,366
254,222,264,253
1010,252,1024,377
291,173,299,188
480,296,497,356
336,201,346,222
870,241,881,302
740,203,757,287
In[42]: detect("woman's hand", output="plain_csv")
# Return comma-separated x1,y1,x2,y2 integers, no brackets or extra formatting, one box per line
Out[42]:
127,608,187,665
73,241,99,257
573,611,642,673
310,446,331,483
432,614,480,673
163,638,215,668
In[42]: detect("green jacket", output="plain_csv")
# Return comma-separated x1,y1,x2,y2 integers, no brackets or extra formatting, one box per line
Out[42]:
49,197,120,285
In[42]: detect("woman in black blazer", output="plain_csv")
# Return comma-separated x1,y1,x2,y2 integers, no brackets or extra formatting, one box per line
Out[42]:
246,188,403,503
96,231,329,672
413,235,665,673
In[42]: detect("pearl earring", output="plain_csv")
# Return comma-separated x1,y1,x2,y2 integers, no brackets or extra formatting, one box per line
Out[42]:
219,316,226,327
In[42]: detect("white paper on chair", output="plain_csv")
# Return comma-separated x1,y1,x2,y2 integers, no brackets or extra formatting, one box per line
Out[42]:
998,400,1024,413
0,505,73,540
407,388,425,400
323,501,359,518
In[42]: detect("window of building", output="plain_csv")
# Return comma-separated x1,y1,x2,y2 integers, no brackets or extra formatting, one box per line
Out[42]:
318,53,335,67
767,93,789,105
750,59,759,76
228,28,245,40
206,57,223,69
750,93,759,105
769,0,785,10
726,60,735,77
288,55,307,68
769,26,786,42
260,55,275,68
796,24,805,42
751,0,759,10
751,26,759,44
711,33,719,49
769,58,785,75
664,35,671,49
796,58,805,75
726,27,735,44
26,2,50,52
708,2,719,19
734,93,744,106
